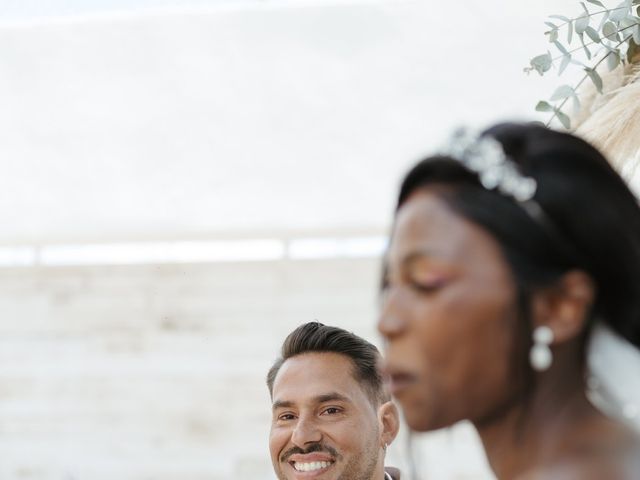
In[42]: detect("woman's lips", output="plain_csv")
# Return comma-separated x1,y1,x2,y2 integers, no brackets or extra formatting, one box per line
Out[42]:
387,371,418,396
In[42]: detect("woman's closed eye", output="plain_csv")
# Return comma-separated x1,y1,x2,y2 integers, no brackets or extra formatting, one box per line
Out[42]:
406,265,451,293
409,276,447,293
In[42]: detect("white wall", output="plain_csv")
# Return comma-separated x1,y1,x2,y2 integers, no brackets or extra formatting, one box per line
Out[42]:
0,255,495,479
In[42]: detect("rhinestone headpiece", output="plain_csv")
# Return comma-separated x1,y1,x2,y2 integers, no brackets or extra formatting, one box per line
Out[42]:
440,127,537,202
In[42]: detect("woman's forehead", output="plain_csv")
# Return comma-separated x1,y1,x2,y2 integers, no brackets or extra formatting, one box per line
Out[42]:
388,189,513,278
391,192,479,258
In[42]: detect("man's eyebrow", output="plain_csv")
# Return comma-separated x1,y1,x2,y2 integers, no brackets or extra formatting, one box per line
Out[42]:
272,400,294,411
315,392,351,404
272,393,351,411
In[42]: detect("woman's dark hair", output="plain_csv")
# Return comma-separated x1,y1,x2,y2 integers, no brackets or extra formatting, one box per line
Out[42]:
396,122,640,353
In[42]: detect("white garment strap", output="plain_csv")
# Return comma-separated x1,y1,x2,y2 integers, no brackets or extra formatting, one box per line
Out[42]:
587,322,640,431
384,472,393,480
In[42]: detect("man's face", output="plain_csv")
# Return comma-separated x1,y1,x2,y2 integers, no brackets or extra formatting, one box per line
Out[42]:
269,352,383,480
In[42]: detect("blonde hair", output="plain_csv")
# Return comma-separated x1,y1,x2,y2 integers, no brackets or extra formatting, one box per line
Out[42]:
573,63,640,178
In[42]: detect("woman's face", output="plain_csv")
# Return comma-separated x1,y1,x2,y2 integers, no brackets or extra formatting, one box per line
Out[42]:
378,188,521,432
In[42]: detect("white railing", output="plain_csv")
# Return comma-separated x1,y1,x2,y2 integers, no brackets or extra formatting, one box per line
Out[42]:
0,235,387,267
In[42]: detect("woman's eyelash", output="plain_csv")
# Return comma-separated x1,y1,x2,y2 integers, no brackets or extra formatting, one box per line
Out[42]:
410,278,446,292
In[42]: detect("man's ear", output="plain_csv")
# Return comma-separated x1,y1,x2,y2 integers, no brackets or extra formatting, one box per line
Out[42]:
530,269,595,344
378,400,400,448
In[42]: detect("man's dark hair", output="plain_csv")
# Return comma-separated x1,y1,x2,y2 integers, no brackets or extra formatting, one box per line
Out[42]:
266,322,387,404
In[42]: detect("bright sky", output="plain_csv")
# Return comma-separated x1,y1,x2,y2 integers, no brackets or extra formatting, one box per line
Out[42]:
0,0,581,244
0,0,249,19
0,0,416,20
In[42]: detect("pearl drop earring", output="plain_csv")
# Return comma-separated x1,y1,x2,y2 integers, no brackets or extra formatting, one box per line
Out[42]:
530,326,554,371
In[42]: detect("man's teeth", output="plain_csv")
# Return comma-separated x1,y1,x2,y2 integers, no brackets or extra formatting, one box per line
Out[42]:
293,461,331,472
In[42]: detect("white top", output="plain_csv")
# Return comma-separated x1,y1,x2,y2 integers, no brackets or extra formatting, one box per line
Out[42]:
587,322,640,431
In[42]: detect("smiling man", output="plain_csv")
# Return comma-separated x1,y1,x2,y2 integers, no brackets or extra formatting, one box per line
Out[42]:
266,322,400,480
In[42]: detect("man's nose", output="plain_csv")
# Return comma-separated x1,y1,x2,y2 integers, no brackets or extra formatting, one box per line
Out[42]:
291,416,322,447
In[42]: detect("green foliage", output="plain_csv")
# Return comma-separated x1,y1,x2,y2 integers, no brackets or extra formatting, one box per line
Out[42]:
536,100,554,112
527,53,553,74
527,0,640,128
585,67,604,92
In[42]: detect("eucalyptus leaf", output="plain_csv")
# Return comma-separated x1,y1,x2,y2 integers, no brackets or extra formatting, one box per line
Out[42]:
575,14,590,33
610,3,632,22
620,16,638,28
530,52,553,75
554,40,569,55
585,0,605,6
568,20,574,43
559,54,572,74
603,21,619,40
555,109,571,129
634,25,640,44
585,67,604,93
548,29,559,42
579,33,592,58
580,1,589,14
545,21,559,29
535,101,554,112
585,26,601,43
607,50,621,69
571,94,581,112
550,84,576,101
599,10,611,30
619,16,639,41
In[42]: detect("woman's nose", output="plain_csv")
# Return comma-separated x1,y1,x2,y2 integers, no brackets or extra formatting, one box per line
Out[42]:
378,289,406,340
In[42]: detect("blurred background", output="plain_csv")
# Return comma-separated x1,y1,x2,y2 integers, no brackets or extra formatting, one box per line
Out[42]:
0,0,584,478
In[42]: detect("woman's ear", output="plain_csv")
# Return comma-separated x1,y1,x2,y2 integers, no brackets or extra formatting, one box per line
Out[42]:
378,400,400,448
530,269,595,344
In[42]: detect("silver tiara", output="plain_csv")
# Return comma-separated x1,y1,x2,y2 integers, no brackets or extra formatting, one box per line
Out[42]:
440,127,537,202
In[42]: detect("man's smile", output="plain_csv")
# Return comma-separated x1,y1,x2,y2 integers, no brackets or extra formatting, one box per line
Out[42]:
291,460,333,473
286,451,336,475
